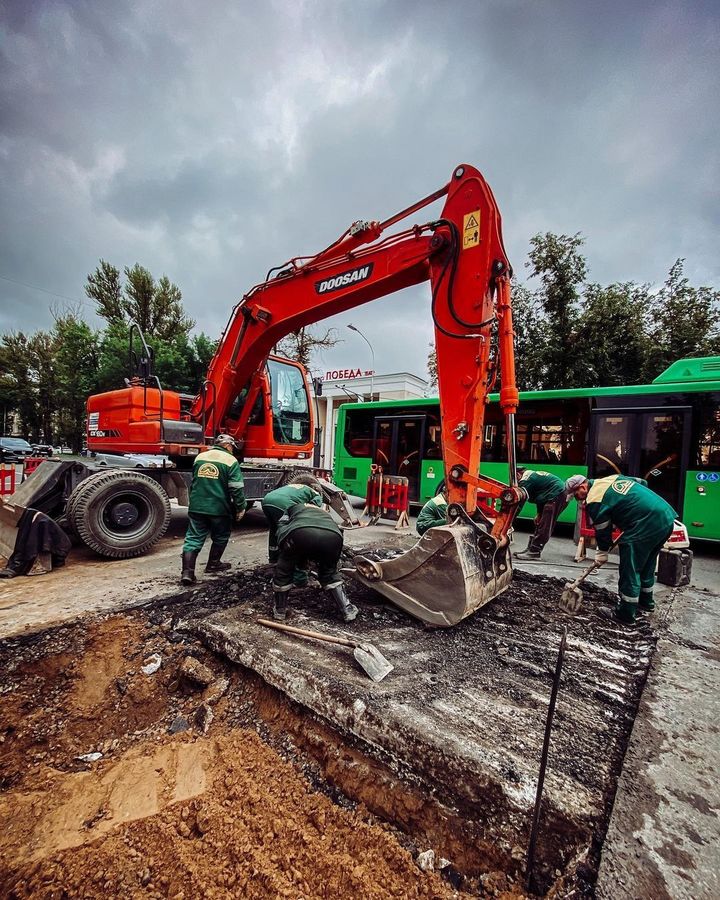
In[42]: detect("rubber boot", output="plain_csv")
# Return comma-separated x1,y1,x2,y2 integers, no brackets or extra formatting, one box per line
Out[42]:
272,591,290,621
181,550,199,586
515,547,541,561
328,584,359,623
599,598,637,625
205,543,232,573
639,591,655,612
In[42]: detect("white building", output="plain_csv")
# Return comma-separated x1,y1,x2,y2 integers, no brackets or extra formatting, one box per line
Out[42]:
315,369,429,470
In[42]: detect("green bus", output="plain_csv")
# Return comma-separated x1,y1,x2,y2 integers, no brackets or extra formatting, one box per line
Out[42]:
333,356,720,541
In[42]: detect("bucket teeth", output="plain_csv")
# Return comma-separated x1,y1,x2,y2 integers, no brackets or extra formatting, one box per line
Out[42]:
351,522,512,627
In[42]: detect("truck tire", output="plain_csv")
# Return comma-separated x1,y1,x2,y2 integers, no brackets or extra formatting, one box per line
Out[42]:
68,469,171,558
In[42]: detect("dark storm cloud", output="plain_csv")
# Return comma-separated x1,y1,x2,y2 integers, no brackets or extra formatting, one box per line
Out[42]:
1,0,718,375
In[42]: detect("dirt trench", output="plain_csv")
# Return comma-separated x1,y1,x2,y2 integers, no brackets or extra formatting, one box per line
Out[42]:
0,563,658,899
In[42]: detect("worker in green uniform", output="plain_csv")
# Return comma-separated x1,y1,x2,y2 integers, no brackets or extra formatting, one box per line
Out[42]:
567,474,676,624
513,468,570,560
181,434,246,585
261,474,323,586
416,490,448,536
272,502,358,623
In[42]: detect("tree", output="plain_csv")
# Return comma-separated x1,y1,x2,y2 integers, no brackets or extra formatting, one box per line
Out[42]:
0,333,38,437
526,232,588,388
426,342,437,388
646,259,720,377
277,326,341,368
511,278,550,390
85,260,195,341
577,281,652,386
52,314,99,451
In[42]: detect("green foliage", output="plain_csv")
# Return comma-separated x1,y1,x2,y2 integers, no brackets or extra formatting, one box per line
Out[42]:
85,260,195,340
526,233,588,388
646,259,720,374
428,238,719,394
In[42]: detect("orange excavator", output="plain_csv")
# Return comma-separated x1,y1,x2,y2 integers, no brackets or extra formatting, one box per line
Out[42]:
14,164,524,625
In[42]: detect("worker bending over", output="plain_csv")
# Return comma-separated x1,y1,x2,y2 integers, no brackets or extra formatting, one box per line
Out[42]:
416,490,448,536
514,469,572,561
181,434,246,585
272,502,358,623
261,474,323,587
567,474,676,624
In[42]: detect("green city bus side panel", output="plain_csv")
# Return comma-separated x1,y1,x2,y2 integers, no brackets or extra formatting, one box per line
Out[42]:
481,463,588,523
683,471,720,541
419,459,444,502
333,454,373,499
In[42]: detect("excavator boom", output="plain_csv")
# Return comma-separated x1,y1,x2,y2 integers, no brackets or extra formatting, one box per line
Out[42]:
200,164,524,625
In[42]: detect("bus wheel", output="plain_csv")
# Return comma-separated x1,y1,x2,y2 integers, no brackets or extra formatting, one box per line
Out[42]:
69,470,171,558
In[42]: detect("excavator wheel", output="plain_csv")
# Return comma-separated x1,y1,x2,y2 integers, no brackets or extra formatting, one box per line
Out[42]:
68,469,171,559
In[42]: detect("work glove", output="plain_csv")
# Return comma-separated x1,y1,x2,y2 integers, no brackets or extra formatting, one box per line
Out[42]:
235,508,246,524
594,549,609,567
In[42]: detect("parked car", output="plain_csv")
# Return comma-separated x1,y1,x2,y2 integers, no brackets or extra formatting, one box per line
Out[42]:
91,451,174,469
0,437,34,463
31,444,55,457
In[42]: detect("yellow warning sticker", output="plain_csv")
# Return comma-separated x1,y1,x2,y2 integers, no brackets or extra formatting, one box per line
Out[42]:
462,210,481,249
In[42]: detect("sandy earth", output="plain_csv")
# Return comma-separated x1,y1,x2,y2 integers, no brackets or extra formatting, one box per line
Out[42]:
0,614,479,900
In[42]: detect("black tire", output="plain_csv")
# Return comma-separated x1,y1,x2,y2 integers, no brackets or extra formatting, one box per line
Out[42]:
69,469,171,558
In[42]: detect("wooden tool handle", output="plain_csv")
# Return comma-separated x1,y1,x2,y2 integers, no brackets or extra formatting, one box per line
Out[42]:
257,618,355,648
571,534,623,589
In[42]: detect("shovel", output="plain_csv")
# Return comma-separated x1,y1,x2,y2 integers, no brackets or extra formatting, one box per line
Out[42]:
256,618,394,682
560,535,622,614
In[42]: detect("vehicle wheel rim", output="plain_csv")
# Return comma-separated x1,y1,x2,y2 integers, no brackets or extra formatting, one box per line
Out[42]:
101,492,153,537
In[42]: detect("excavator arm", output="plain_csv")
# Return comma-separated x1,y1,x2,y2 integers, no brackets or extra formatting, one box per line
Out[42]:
196,164,524,624
202,164,520,506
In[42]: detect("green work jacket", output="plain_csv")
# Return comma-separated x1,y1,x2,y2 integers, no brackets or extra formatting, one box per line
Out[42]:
416,494,448,536
519,470,565,515
261,484,322,526
188,445,246,518
276,503,342,544
585,475,676,550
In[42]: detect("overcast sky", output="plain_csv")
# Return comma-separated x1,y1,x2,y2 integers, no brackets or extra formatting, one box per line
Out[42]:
1,0,718,382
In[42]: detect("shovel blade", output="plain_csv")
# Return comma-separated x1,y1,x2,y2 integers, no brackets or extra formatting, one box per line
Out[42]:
560,584,583,614
353,645,394,682
350,521,512,627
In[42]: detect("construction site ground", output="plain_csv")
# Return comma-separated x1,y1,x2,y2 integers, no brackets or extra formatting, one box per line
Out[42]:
0,505,718,898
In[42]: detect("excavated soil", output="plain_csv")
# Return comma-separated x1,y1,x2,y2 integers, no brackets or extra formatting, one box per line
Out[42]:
0,612,472,899
0,555,659,898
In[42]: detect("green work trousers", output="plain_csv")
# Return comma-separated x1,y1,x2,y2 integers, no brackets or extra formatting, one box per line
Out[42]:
273,527,343,592
183,513,232,553
617,526,673,603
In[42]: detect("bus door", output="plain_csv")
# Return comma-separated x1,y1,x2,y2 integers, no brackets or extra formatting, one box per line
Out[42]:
372,415,426,501
589,408,691,512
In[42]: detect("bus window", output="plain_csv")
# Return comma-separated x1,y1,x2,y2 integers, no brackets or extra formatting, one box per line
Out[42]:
423,414,443,459
695,400,720,468
593,414,632,476
343,408,375,457
515,400,589,465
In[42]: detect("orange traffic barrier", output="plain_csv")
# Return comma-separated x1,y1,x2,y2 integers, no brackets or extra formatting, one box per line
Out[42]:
364,466,410,528
22,457,45,480
0,463,17,496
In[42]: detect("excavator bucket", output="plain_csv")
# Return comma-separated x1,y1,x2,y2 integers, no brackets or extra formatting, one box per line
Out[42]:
350,520,513,627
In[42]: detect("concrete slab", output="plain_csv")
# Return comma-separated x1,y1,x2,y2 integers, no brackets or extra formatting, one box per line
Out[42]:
596,586,720,900
194,567,659,892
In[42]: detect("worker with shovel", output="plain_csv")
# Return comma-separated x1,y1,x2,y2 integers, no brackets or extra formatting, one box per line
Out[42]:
566,475,676,624
261,474,323,585
272,502,358,624
513,468,571,561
